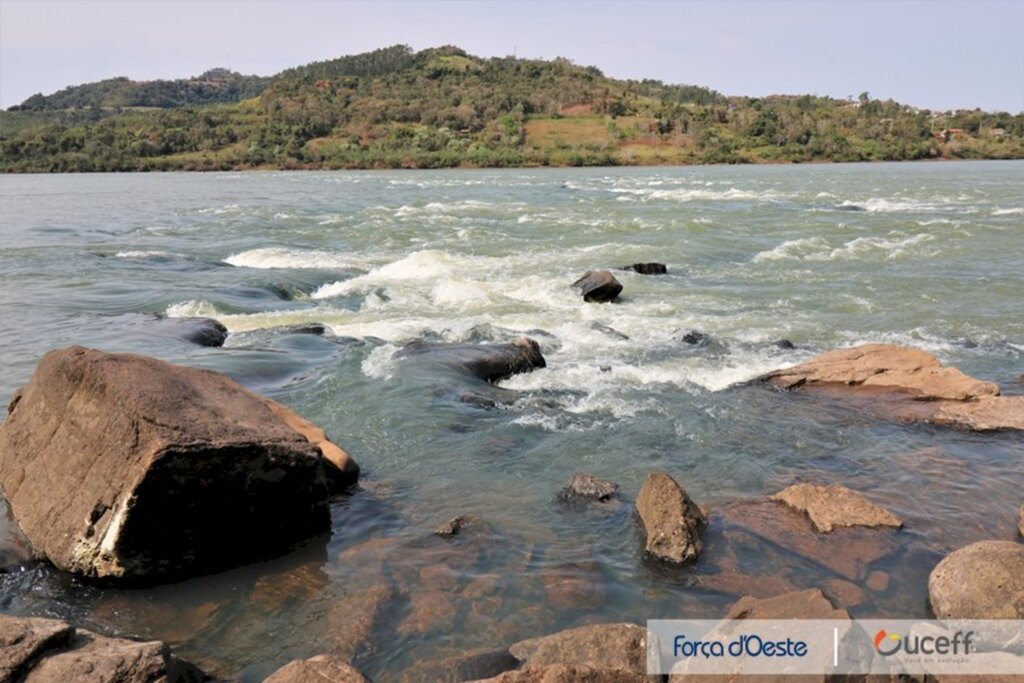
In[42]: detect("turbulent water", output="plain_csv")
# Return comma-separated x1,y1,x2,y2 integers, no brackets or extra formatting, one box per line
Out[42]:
0,162,1022,680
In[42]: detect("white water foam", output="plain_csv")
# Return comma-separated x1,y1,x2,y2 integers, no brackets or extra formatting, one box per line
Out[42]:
115,250,174,259
165,299,220,318
361,344,399,379
224,247,363,270
753,233,935,263
992,207,1024,216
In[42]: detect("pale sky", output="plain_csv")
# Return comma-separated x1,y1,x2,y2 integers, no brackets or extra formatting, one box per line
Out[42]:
1,0,1022,113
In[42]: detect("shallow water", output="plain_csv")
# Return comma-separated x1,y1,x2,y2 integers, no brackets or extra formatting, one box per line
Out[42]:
0,162,1022,680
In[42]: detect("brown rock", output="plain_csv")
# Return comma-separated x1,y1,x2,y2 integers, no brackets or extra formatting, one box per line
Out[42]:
866,570,890,592
822,578,868,607
0,346,354,582
557,473,619,504
928,540,1024,619
401,648,518,683
263,400,360,489
397,590,464,637
762,343,1024,431
419,563,460,591
326,584,397,660
620,263,668,275
770,483,903,533
636,472,706,565
724,588,849,620
539,561,606,610
264,655,369,683
509,623,647,676
475,663,649,682
462,573,504,599
1019,506,1024,537
435,515,480,537
0,614,206,683
693,572,797,599
571,271,623,303
0,615,74,682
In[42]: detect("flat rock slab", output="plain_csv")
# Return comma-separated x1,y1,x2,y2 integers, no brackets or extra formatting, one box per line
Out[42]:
0,346,355,582
929,540,1024,619
724,588,849,620
762,343,1023,431
571,271,622,303
636,472,706,565
770,483,903,533
509,623,648,677
265,655,369,683
0,614,205,683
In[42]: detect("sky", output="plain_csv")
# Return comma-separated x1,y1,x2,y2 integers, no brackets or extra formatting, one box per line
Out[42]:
1,0,1022,113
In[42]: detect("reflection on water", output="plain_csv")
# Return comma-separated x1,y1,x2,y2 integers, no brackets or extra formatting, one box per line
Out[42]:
0,163,1022,680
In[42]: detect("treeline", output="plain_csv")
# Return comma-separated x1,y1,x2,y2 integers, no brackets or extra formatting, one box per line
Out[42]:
1,45,1022,172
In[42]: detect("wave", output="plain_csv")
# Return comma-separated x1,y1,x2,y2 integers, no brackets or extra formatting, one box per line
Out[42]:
753,233,935,263
224,247,363,270
115,250,175,259
165,299,220,318
992,207,1024,216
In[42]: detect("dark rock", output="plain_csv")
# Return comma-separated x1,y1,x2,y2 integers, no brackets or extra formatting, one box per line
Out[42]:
401,648,518,683
589,322,629,340
168,316,229,347
774,338,796,350
0,614,206,683
636,472,706,565
508,623,648,678
928,540,1024,619
539,561,606,610
620,262,667,275
571,271,622,303
770,483,903,533
761,343,1024,431
435,515,480,537
265,655,369,683
677,330,711,346
268,323,327,336
398,337,546,383
557,473,619,504
0,346,357,583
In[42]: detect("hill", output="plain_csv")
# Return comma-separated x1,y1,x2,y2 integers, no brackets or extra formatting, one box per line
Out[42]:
1,44,1022,172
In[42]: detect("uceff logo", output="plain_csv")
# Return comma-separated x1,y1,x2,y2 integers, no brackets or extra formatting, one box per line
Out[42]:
673,634,809,659
873,629,974,657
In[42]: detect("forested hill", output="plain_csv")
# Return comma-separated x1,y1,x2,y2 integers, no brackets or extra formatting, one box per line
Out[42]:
9,69,270,111
2,44,1022,172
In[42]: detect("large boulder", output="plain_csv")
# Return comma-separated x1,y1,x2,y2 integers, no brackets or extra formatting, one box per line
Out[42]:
770,483,903,533
0,346,358,583
397,337,546,383
636,472,706,565
571,271,622,303
264,655,369,683
0,614,206,682
762,343,1024,431
928,540,1024,619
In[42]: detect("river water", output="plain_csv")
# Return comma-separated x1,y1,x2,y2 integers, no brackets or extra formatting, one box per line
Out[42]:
0,162,1022,680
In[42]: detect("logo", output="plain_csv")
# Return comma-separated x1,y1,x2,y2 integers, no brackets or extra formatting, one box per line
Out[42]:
673,634,808,659
873,629,973,657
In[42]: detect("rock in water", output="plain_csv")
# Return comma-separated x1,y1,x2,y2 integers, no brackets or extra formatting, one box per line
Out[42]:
571,271,622,303
928,540,1024,619
557,473,619,503
166,316,229,347
724,588,848,620
265,655,369,683
0,614,206,682
620,262,668,275
635,472,706,565
769,483,903,533
761,343,1024,431
0,346,358,582
398,337,546,383
1019,505,1024,537
508,623,648,678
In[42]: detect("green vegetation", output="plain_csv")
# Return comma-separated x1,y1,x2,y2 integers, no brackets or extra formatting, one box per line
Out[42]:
2,45,1022,172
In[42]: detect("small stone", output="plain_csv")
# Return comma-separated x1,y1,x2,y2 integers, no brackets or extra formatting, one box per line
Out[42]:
770,483,903,533
435,515,478,537
557,473,619,504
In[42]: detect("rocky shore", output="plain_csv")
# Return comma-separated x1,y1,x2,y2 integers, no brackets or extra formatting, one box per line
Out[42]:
1,312,1022,680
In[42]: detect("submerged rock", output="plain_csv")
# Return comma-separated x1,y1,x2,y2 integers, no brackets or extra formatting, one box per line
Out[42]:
636,472,706,565
508,623,648,679
620,262,668,275
571,271,622,303
724,587,849,620
0,346,356,583
398,337,546,383
589,321,629,340
0,614,206,682
928,540,1024,619
165,315,229,347
539,561,606,610
677,329,711,346
770,483,903,533
557,473,619,504
762,343,1024,431
401,648,518,683
265,655,369,683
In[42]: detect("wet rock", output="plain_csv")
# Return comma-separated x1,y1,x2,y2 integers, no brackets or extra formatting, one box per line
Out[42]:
571,271,622,303
822,578,868,607
715,500,900,581
636,472,706,565
166,316,229,347
539,561,606,610
620,262,668,275
401,647,517,683
724,587,849,620
0,614,206,683
928,540,1024,619
462,573,504,600
1019,505,1024,537
774,338,796,350
0,346,351,582
762,343,1024,431
265,322,328,336
397,590,465,637
693,572,797,599
476,663,649,682
508,623,648,678
419,563,460,591
435,515,480,538
676,329,711,346
262,399,360,491
866,570,890,592
770,483,903,533
264,655,369,683
398,337,546,383
326,584,398,661
557,473,619,504
589,321,629,340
